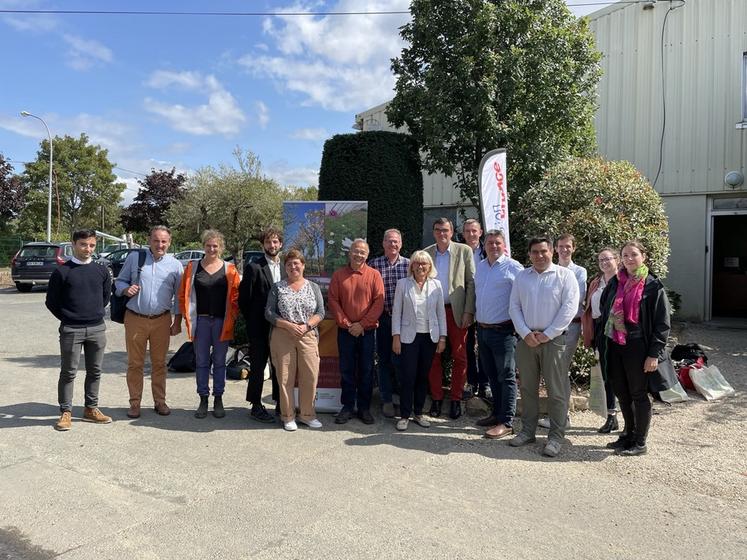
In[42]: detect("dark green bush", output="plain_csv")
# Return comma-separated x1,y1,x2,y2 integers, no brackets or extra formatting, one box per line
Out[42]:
318,131,424,258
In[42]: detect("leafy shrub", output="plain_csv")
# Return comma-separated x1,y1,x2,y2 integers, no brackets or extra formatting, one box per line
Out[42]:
513,157,670,277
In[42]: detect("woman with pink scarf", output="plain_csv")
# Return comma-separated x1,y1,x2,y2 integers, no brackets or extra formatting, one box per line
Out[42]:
598,241,672,456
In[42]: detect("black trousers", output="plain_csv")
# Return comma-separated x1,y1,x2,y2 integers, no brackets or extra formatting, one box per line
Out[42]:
607,337,652,445
246,335,279,405
399,333,437,419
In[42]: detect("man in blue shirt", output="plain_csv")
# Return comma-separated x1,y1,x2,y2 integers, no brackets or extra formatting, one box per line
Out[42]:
369,228,410,418
115,225,183,418
474,230,524,439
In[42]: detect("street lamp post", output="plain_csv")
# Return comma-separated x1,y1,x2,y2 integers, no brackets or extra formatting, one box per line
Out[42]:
20,111,53,242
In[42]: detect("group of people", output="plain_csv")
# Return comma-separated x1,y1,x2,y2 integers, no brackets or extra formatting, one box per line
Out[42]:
46,218,673,458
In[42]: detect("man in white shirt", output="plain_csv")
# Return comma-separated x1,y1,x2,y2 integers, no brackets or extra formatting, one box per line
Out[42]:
508,236,580,457
538,233,588,430
474,230,524,439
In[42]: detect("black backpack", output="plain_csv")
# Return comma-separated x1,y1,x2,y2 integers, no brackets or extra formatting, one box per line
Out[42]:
110,250,146,324
168,342,196,372
670,343,708,365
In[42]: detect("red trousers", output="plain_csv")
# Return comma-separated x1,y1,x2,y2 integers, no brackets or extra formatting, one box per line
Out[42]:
428,305,468,400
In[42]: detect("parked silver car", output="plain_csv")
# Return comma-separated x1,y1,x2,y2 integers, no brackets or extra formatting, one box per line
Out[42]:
174,250,205,267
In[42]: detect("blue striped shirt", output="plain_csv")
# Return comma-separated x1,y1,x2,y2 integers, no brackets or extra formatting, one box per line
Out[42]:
115,250,183,316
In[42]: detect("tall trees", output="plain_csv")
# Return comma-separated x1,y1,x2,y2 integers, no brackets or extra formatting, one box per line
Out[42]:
387,0,601,208
19,134,124,238
0,154,25,232
167,149,311,261
120,168,187,233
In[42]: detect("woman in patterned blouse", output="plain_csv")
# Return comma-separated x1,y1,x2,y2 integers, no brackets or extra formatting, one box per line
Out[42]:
265,249,325,431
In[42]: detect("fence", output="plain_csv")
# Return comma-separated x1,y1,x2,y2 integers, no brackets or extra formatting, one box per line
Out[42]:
0,235,27,267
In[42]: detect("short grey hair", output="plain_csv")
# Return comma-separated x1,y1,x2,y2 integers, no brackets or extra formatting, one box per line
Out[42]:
382,228,402,241
484,229,505,241
350,238,369,252
149,225,171,238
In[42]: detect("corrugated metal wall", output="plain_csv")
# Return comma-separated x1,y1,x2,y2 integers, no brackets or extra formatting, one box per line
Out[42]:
590,0,747,194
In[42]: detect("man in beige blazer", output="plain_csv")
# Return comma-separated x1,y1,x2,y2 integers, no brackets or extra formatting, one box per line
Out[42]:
424,217,476,419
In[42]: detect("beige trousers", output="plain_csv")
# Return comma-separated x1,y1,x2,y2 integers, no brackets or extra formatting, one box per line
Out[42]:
269,327,320,422
124,310,172,406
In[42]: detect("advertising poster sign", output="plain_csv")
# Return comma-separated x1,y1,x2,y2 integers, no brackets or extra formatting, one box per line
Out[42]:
283,201,368,412
478,149,511,255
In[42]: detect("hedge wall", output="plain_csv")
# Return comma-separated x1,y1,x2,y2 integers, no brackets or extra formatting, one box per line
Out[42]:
318,131,423,258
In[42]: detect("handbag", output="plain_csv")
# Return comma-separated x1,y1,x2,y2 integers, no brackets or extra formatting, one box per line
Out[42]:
168,341,196,372
110,250,146,324
689,365,735,401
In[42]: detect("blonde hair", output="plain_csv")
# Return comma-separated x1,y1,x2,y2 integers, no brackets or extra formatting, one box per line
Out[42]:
408,250,437,279
201,229,225,252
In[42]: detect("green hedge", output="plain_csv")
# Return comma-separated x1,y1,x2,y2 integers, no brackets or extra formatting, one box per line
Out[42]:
318,131,424,258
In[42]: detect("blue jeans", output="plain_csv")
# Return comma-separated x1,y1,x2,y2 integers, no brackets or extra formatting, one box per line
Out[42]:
398,333,436,419
338,328,375,412
375,314,399,403
476,326,517,426
194,316,229,396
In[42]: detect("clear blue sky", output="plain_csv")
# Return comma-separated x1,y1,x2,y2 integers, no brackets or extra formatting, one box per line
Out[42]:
0,0,612,204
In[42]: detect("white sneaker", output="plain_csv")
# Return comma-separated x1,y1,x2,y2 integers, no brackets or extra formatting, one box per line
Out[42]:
298,418,322,429
283,421,298,431
413,415,431,428
396,418,409,431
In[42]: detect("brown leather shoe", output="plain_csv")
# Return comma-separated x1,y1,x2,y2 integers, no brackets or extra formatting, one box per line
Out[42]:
484,424,514,440
55,411,72,431
154,402,171,416
83,407,112,424
127,403,141,419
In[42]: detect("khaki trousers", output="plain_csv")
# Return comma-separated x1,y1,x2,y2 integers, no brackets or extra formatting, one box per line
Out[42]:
269,327,320,422
124,310,172,406
515,334,570,442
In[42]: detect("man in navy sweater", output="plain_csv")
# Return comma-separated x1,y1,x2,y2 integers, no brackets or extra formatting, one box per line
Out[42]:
45,229,112,431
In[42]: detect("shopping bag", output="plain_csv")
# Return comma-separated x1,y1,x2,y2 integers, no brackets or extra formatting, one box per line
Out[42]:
588,362,608,418
659,381,690,403
689,365,735,401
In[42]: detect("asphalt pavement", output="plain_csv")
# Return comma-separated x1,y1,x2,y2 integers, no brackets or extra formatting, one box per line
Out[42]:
0,287,745,560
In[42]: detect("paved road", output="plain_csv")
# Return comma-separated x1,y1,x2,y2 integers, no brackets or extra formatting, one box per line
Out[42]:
0,287,745,560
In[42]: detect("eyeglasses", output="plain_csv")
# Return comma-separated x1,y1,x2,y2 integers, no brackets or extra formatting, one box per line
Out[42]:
413,262,430,267
434,228,451,234
598,257,616,263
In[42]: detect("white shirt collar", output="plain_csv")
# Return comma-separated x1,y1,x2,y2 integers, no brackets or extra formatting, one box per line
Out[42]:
71,256,92,264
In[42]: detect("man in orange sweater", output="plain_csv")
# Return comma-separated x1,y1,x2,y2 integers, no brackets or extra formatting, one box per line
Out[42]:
328,239,384,425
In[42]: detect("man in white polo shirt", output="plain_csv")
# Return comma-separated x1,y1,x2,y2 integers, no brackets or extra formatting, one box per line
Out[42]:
508,235,579,457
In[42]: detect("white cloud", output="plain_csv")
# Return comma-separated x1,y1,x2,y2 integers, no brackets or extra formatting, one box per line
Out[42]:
62,34,113,71
144,70,246,136
240,0,410,112
265,161,319,187
290,127,329,141
255,101,270,129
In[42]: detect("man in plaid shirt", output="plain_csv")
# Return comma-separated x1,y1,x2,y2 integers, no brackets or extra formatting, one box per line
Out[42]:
369,229,410,418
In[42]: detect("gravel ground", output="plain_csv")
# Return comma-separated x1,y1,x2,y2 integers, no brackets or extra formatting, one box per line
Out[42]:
561,321,746,504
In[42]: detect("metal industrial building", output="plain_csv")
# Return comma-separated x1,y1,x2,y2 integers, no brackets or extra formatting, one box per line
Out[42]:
354,0,747,321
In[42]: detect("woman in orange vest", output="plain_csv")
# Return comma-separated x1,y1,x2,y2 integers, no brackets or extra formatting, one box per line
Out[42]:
178,230,240,419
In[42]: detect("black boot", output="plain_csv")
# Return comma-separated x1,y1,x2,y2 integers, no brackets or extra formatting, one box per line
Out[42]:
213,395,225,418
606,431,634,450
429,399,442,418
598,414,619,434
195,395,209,419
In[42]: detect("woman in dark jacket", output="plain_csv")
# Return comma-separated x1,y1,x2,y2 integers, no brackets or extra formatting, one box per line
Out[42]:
599,241,671,456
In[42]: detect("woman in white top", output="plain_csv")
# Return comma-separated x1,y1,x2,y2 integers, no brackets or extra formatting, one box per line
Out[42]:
391,251,448,431
581,247,621,433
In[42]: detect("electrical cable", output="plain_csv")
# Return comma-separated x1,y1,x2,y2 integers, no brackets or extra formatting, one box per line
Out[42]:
653,0,687,188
